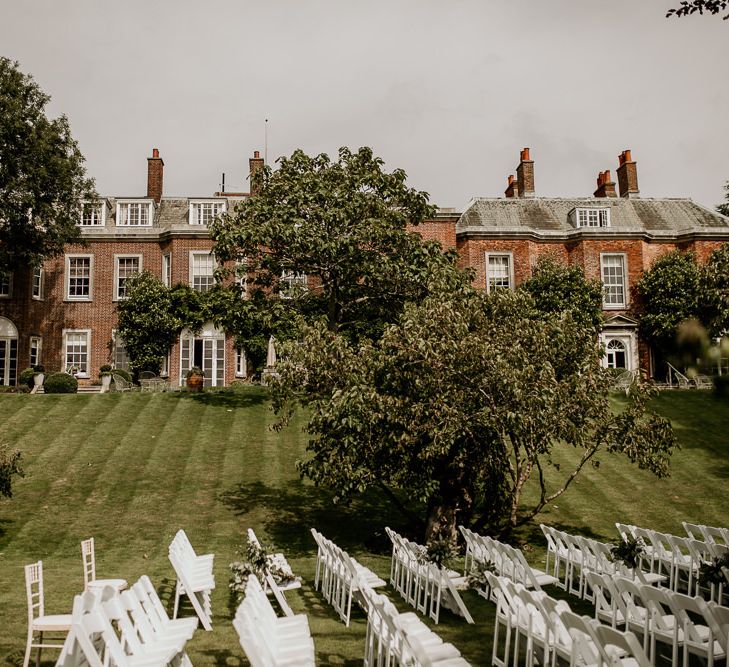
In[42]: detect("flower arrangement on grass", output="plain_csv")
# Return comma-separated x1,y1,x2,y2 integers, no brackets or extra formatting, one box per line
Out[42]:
229,536,299,603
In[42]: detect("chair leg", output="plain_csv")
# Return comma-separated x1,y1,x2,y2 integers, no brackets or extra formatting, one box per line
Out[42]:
173,580,180,619
35,633,42,667
23,628,33,667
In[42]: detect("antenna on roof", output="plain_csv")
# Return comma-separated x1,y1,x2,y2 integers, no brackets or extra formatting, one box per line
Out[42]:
221,173,225,194
264,118,268,165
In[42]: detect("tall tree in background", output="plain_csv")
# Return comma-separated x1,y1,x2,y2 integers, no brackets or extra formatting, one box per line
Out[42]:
271,288,676,541
210,147,467,344
666,0,729,18
0,58,95,272
718,182,729,217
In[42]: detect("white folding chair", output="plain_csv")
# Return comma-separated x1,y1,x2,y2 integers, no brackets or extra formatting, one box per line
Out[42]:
81,537,128,593
23,561,72,667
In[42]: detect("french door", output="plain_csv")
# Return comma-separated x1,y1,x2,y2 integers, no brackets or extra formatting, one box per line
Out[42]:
180,335,225,387
0,338,18,386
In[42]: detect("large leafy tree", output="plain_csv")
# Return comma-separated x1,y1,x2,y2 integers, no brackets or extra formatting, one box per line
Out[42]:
210,147,467,343
718,182,729,217
0,58,95,272
271,288,676,542
635,250,703,351
520,256,604,333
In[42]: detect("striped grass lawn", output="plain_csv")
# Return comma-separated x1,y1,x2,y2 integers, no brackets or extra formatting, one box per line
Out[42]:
0,388,727,666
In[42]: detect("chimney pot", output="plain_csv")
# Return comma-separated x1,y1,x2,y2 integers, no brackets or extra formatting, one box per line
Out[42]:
254,150,260,159
147,149,164,203
516,147,535,198
594,169,617,198
616,150,639,198
505,174,518,198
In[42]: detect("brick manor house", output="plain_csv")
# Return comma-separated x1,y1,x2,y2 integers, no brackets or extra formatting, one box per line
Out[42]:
1,147,728,387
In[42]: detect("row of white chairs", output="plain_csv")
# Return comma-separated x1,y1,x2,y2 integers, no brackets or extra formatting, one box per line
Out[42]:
24,538,128,667
362,587,471,667
587,571,729,666
540,525,665,600
487,572,651,667
311,528,386,626
233,575,315,667
386,527,473,625
460,526,557,594
169,529,215,631
57,577,198,667
617,522,728,599
684,521,729,548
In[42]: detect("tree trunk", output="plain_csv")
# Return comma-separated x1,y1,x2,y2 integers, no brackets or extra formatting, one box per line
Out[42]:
424,476,472,544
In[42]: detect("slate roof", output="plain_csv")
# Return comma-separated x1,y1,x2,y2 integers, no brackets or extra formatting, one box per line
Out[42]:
457,197,729,239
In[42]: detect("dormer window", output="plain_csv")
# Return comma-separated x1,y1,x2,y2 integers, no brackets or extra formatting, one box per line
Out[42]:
571,207,610,228
80,202,105,226
190,200,226,225
116,200,153,227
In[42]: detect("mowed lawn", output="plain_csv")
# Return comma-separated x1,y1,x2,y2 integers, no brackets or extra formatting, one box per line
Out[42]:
0,388,727,666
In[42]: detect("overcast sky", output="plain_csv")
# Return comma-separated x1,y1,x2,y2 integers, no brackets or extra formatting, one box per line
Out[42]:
1,0,727,210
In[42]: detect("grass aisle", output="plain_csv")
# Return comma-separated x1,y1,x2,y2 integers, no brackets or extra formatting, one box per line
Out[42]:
0,388,727,666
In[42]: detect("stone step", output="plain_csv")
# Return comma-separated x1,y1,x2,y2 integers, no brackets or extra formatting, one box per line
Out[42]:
33,384,102,394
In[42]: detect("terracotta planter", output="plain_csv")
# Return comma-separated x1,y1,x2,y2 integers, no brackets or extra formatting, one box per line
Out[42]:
186,374,204,392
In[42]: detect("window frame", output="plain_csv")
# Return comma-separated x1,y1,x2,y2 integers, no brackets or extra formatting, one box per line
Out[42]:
80,201,106,227
65,254,94,301
113,254,143,301
116,199,154,227
29,336,42,367
572,207,611,229
189,199,226,226
63,329,91,378
484,252,514,292
31,265,44,300
162,253,172,287
235,348,247,377
279,269,308,299
189,251,216,293
0,271,12,298
600,253,628,309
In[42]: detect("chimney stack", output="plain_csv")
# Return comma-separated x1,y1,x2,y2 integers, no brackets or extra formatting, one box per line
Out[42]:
249,150,264,195
147,148,164,204
504,174,518,198
593,170,617,198
616,149,639,198
515,147,535,198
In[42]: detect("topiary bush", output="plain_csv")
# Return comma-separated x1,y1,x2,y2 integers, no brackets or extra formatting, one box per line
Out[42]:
44,372,78,394
19,367,35,389
112,368,132,383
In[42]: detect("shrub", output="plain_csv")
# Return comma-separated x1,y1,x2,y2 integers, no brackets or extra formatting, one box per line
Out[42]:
186,366,204,379
44,372,78,394
112,368,132,383
33,364,45,373
714,375,729,399
100,364,112,374
19,367,35,388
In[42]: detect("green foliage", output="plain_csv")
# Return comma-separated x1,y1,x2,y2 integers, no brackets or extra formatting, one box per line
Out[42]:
699,553,729,587
116,272,184,374
466,560,496,592
702,243,729,337
0,443,24,499
0,58,96,272
186,366,204,379
42,372,78,394
210,146,468,344
99,364,112,376
666,0,728,19
520,256,604,333
19,367,35,388
228,536,298,603
718,182,729,217
635,251,702,348
270,288,677,539
610,537,646,570
422,538,459,569
32,364,44,374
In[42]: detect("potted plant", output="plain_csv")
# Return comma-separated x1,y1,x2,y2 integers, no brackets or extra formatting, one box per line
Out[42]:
610,537,646,571
186,366,204,392
31,365,45,394
99,365,113,393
